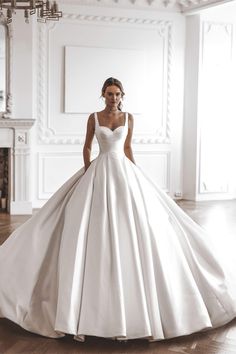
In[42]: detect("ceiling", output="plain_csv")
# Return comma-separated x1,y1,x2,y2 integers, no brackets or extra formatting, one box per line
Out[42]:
58,0,234,14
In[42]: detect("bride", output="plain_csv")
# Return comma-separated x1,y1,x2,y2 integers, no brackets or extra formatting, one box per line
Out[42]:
0,77,236,343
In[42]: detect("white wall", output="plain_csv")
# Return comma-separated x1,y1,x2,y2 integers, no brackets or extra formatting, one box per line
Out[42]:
9,4,186,208
9,1,235,207
31,4,186,208
183,3,236,201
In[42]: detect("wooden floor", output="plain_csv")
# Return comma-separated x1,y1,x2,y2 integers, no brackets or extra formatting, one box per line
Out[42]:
1,199,236,354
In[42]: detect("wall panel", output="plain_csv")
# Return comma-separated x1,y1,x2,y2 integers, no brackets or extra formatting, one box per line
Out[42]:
32,5,185,207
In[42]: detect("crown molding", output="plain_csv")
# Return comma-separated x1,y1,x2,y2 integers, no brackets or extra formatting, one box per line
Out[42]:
57,0,231,13
58,0,179,11
0,118,35,129
0,14,13,119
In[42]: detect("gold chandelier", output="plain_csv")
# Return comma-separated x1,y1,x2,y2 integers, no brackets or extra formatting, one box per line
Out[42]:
0,0,62,24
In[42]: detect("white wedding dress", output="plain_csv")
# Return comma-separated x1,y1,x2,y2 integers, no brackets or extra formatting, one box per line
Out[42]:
0,112,236,343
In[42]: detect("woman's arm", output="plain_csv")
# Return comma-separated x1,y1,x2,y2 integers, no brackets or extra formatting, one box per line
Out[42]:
83,114,95,172
124,113,136,164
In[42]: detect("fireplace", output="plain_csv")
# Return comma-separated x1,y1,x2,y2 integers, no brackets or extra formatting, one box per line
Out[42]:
0,119,35,214
0,148,9,212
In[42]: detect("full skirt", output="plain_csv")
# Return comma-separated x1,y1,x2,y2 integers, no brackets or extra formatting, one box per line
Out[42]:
0,153,236,342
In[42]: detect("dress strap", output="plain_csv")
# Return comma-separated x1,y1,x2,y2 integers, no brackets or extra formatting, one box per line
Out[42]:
94,112,98,129
125,112,128,128
94,111,127,129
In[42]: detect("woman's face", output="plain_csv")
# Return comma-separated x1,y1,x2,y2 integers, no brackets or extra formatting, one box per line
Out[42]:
103,85,122,110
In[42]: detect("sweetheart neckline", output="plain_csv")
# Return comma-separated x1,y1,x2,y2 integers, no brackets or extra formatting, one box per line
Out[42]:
98,125,125,133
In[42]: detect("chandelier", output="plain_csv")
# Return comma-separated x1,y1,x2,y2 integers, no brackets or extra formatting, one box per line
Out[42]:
0,1,63,24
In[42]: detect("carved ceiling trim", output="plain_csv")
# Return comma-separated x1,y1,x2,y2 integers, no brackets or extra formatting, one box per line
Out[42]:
58,0,230,13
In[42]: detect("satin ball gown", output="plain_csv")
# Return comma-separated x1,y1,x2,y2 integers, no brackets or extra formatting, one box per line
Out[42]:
0,112,236,343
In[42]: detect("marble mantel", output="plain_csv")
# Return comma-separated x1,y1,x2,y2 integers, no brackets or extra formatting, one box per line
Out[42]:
0,118,35,214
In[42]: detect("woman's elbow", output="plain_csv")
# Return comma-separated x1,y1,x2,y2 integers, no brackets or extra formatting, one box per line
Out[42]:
124,145,132,152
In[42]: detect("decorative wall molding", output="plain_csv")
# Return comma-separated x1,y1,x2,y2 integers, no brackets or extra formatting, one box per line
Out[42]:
37,14,172,145
62,13,170,26
38,150,170,198
201,21,233,64
132,150,171,191
180,0,231,13
198,20,233,197
59,0,175,10
158,20,171,143
15,131,27,145
38,151,84,199
0,14,13,119
5,22,13,118
57,0,229,12
0,118,35,128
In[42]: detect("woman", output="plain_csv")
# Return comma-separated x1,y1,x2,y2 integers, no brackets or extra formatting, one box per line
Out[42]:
0,77,236,343
83,77,135,172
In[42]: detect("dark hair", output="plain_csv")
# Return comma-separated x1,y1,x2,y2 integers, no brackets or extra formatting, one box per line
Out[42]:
101,77,125,111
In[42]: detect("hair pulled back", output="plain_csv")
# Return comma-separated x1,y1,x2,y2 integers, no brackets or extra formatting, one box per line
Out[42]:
101,77,125,111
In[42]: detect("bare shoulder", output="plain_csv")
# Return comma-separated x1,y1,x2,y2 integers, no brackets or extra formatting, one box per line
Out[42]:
88,112,95,122
87,113,95,128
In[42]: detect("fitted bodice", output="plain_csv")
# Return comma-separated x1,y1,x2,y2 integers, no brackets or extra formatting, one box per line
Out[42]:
94,112,128,155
